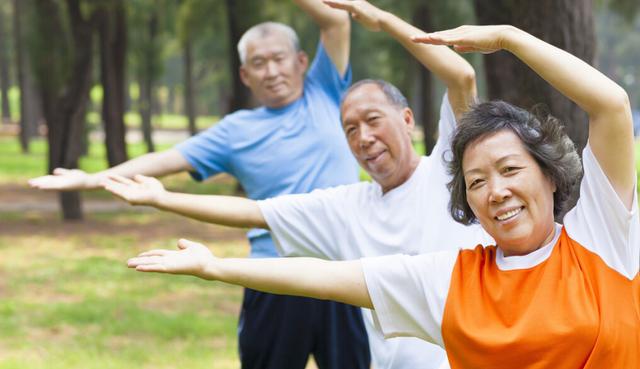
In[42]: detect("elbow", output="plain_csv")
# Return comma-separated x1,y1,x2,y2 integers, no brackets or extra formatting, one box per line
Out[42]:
455,65,477,93
612,87,631,113
595,86,631,120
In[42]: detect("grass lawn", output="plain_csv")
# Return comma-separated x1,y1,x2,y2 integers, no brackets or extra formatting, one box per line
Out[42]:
0,210,248,369
0,135,250,368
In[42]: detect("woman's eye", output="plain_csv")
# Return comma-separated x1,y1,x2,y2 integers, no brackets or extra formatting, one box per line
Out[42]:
468,179,483,189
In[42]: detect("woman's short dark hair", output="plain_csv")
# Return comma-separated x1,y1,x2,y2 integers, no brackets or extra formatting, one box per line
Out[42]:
447,100,583,225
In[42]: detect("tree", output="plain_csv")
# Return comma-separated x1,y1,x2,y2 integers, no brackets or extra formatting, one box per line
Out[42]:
225,0,258,112
96,0,128,166
474,0,595,153
14,0,42,152
0,3,11,123
32,0,97,220
129,0,167,150
410,2,436,154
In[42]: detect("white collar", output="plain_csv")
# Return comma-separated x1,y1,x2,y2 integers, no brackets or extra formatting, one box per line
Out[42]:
496,223,563,271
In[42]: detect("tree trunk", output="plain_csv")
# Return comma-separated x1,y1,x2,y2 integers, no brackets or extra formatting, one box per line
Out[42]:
183,37,197,136
14,0,42,153
225,0,254,113
33,0,96,220
411,2,436,155
474,0,594,152
473,0,595,218
0,7,11,123
137,8,157,152
97,1,128,166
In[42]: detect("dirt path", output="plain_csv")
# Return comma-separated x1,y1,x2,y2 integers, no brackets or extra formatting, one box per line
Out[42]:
0,183,246,241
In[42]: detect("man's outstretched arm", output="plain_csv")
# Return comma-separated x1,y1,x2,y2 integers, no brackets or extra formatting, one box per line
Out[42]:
295,0,351,76
103,174,267,229
324,0,476,120
29,148,192,191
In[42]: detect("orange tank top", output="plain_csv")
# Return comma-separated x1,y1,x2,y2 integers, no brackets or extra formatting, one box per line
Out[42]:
441,227,640,369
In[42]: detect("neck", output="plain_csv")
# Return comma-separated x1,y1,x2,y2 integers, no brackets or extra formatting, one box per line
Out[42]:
501,224,558,257
380,153,421,194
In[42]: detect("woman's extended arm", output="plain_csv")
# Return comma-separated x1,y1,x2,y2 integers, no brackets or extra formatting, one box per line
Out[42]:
414,25,635,208
128,239,373,308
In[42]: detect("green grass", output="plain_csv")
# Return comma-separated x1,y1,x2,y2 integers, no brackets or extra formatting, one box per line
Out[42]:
0,219,247,369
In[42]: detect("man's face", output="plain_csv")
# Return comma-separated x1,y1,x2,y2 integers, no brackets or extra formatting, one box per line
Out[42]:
239,32,308,109
341,84,417,191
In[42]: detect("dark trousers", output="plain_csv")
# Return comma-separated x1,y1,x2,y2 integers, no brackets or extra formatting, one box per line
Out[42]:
238,288,370,369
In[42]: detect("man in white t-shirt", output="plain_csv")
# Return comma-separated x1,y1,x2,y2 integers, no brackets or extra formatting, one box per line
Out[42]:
102,3,491,368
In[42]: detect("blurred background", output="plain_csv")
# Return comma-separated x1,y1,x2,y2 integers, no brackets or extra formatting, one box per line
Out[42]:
0,0,638,368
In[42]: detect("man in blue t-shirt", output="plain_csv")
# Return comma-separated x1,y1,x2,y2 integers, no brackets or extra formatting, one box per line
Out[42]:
29,1,368,368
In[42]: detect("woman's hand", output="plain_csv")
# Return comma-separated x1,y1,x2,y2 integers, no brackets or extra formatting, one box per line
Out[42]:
412,25,514,54
127,239,217,280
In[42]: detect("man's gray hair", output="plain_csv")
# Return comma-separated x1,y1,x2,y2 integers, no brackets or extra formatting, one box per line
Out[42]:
343,79,409,109
237,22,301,65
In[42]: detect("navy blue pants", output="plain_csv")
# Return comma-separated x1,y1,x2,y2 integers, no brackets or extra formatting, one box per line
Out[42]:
238,288,370,369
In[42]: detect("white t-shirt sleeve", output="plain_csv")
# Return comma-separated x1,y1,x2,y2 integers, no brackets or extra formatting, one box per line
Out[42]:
361,251,459,347
563,143,639,279
430,92,457,160
258,186,352,260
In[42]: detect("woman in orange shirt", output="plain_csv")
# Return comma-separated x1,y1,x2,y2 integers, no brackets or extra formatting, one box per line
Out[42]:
128,24,638,369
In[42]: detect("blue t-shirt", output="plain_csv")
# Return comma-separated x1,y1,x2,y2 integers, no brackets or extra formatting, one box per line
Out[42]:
176,42,359,257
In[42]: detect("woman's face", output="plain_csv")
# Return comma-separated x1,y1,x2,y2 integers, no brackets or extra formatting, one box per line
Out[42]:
462,129,557,256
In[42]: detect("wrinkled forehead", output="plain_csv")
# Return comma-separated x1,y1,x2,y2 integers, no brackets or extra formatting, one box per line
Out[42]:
341,84,394,118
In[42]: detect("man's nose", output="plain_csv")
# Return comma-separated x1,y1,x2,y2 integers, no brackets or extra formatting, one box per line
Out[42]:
358,125,375,147
265,60,279,77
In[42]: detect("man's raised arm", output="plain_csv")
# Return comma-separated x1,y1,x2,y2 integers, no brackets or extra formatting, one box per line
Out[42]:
324,0,476,120
29,148,192,191
295,0,351,76
103,174,267,229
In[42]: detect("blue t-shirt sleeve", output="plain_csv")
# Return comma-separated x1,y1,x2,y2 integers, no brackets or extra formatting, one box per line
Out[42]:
175,120,232,181
306,41,352,103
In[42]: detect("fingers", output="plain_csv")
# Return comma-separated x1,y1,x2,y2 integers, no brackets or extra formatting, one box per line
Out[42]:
133,174,151,183
138,249,170,257
28,176,49,188
323,0,353,11
135,264,167,273
127,254,168,268
107,174,137,186
53,168,70,175
102,180,130,202
178,238,201,250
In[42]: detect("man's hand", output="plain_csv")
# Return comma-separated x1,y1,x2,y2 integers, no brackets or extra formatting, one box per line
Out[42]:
323,0,384,32
127,239,217,280
28,168,96,191
102,174,167,207
411,25,512,54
